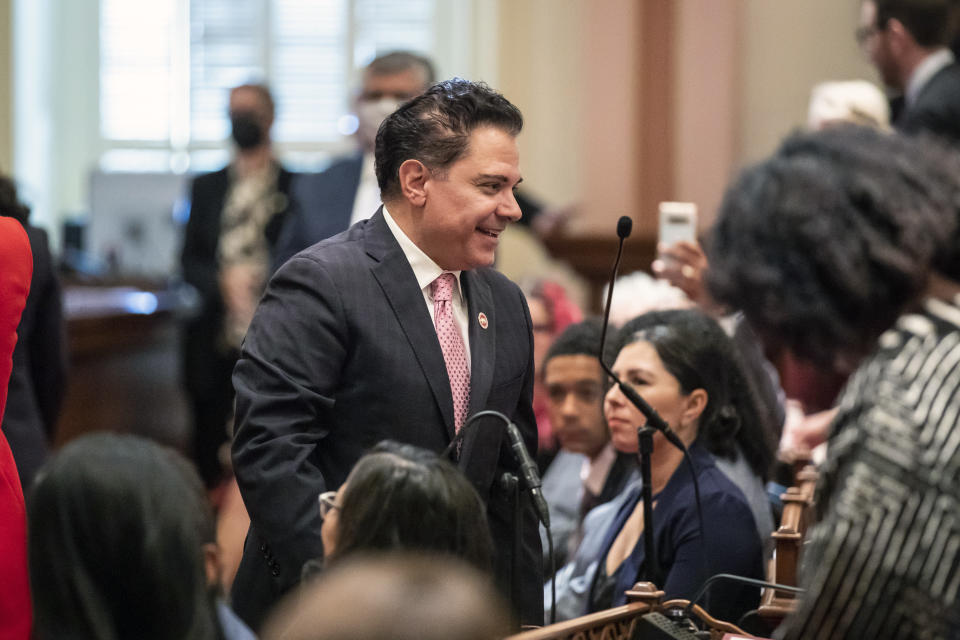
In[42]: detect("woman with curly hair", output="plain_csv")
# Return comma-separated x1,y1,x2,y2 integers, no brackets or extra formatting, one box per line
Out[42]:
548,309,764,624
706,126,960,639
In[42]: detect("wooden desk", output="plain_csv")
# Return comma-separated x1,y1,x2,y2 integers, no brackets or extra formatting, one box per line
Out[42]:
58,285,190,452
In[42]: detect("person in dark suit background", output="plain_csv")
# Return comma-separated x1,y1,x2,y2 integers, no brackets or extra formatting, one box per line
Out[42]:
230,79,542,631
180,83,295,489
271,52,435,270
0,175,66,490
858,0,960,143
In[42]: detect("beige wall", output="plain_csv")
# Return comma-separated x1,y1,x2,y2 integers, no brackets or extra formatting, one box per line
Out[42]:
738,0,877,165
0,0,10,173
673,0,741,230
493,0,880,235
496,0,586,219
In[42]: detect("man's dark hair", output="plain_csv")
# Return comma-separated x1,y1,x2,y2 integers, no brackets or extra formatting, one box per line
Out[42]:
366,50,436,86
375,78,523,200
328,441,493,573
542,318,613,378
874,0,952,47
706,125,960,369
614,309,774,480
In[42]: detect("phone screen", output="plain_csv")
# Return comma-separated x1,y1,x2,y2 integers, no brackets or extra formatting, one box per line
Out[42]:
658,202,698,246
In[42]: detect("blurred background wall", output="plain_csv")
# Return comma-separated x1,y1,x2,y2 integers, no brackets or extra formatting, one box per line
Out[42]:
0,0,875,252
0,0,881,457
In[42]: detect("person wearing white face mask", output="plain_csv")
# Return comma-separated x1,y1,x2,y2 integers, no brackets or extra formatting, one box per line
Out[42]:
272,52,435,270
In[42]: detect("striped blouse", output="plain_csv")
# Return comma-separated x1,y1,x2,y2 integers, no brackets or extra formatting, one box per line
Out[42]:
781,295,960,640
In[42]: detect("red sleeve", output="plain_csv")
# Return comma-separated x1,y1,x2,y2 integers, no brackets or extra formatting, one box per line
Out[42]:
0,216,34,639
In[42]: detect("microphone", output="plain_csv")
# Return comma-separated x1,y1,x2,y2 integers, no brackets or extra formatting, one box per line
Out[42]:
505,421,551,529
442,410,550,529
597,216,684,449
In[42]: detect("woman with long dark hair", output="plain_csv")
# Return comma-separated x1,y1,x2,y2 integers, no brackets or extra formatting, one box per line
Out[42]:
548,309,764,624
28,433,226,640
319,441,493,572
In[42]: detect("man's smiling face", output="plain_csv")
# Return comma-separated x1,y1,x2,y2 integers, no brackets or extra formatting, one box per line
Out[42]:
413,125,523,271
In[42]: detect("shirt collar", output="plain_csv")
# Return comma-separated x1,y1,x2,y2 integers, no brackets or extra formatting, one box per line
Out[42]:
382,204,464,302
581,442,618,497
906,48,954,106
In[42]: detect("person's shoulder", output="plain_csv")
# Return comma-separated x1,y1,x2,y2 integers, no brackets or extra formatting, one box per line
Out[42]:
191,166,230,188
280,219,371,273
295,154,363,185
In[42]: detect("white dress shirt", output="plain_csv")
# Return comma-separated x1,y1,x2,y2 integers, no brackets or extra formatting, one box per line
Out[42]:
382,204,471,369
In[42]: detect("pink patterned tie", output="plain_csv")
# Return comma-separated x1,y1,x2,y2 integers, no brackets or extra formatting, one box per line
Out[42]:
431,273,471,432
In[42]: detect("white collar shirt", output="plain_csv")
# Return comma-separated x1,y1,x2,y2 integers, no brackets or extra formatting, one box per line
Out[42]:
906,48,955,106
382,204,471,370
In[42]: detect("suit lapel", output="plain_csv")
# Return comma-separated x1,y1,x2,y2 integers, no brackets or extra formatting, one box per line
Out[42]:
366,210,457,439
463,270,495,415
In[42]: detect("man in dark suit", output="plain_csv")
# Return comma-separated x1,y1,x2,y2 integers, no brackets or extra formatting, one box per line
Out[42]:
271,52,435,269
231,79,543,630
859,0,960,143
180,83,295,488
538,320,636,571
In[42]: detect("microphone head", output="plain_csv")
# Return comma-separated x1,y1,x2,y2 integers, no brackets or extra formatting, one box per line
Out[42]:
617,216,633,239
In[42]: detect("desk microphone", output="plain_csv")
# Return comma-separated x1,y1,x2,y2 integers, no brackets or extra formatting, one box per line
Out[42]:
597,216,707,588
443,410,550,528
597,216,685,451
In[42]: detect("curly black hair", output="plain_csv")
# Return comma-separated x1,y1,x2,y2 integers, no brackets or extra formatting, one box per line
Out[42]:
706,125,960,368
614,309,774,480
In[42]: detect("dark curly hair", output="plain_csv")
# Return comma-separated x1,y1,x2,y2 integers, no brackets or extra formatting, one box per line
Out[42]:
328,441,493,573
614,309,774,480
706,126,960,368
375,78,523,200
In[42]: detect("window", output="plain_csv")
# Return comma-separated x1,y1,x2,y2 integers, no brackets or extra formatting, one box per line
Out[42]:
99,0,441,171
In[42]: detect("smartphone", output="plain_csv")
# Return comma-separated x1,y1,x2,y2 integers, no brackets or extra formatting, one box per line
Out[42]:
658,202,698,246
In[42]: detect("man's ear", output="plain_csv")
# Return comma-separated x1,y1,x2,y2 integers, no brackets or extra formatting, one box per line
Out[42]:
398,159,429,207
885,17,913,50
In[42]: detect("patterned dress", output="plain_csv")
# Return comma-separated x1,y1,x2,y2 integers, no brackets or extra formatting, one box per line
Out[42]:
781,295,960,640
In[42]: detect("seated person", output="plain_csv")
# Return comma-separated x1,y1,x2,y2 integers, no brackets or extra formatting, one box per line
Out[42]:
263,554,511,640
525,280,583,463
618,312,775,554
28,433,241,640
539,319,636,571
317,441,493,573
547,309,764,624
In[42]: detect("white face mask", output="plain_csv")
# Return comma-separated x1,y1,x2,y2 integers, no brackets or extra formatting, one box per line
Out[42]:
356,97,403,152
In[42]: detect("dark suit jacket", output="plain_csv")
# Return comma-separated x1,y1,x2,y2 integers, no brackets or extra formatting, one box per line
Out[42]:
2,225,66,488
231,209,543,629
271,154,362,271
897,61,960,145
180,165,294,396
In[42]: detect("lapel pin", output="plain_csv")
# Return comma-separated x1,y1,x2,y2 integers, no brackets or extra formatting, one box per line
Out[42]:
478,312,489,329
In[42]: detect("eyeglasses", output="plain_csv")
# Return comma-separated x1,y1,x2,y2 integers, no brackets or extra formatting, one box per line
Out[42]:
318,491,341,519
